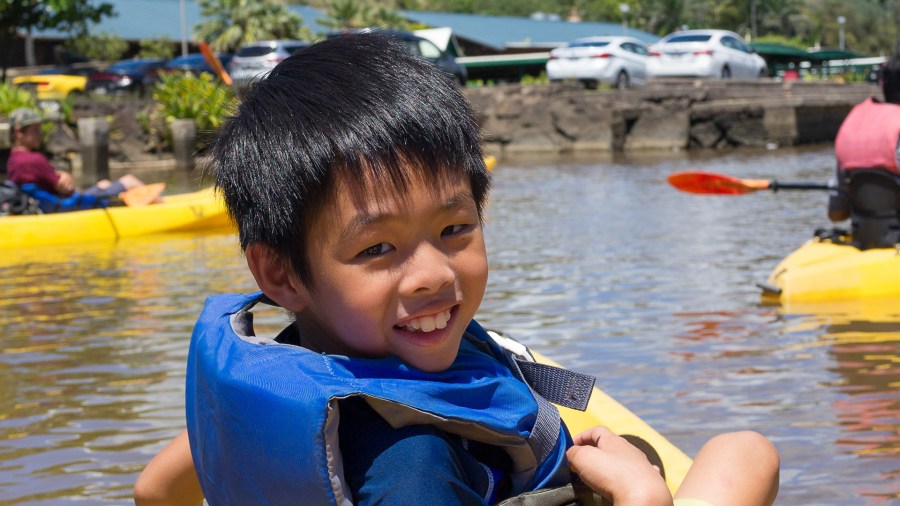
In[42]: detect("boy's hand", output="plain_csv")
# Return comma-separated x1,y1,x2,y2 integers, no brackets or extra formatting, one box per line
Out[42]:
566,426,673,506
55,171,76,196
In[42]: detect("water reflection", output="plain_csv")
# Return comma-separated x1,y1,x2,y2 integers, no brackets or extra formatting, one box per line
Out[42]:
774,299,900,502
0,232,257,502
0,146,897,504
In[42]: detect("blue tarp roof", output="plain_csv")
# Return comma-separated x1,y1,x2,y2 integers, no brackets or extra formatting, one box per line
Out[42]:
27,1,658,51
400,10,660,49
28,0,331,41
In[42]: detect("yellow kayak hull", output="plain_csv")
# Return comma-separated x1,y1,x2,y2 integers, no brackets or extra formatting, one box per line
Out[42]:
762,238,900,303
0,188,231,249
534,351,691,495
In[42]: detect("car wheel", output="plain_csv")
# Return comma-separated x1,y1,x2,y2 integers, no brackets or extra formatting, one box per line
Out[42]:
721,66,732,79
614,71,630,90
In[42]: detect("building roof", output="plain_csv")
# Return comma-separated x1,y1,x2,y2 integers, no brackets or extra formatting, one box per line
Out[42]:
400,10,659,50
750,42,863,63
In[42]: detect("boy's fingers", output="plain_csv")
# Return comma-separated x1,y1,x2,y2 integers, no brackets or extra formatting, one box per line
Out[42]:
572,425,615,447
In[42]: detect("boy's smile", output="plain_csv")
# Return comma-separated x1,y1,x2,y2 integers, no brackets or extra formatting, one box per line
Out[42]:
293,170,488,372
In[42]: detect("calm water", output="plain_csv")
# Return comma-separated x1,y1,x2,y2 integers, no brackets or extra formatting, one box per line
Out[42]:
1,146,897,504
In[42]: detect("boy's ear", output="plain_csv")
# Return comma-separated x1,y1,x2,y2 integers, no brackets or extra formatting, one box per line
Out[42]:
245,244,310,313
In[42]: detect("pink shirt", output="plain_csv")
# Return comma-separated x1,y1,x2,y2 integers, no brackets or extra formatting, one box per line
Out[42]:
7,149,61,193
834,98,900,174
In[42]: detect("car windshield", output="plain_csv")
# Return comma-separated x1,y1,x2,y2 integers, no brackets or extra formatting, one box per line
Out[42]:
237,46,275,57
168,56,201,66
569,41,611,48
108,60,159,72
664,34,712,44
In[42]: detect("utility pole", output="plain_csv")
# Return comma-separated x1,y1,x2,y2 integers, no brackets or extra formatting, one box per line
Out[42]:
837,16,846,50
619,4,630,36
180,0,189,57
750,0,757,39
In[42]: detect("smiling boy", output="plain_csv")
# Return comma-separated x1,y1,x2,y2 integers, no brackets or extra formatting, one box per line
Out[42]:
261,171,488,373
135,34,779,506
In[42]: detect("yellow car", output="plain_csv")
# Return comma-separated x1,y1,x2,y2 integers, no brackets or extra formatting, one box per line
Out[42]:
12,67,97,101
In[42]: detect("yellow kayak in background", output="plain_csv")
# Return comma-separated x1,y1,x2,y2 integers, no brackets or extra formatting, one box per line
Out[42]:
485,154,497,171
0,187,231,249
760,237,900,303
533,351,691,495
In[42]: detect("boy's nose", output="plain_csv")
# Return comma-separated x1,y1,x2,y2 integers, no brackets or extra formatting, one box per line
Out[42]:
402,243,455,294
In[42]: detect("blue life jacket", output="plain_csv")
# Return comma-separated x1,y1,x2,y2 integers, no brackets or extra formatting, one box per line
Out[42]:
186,292,596,505
19,182,108,213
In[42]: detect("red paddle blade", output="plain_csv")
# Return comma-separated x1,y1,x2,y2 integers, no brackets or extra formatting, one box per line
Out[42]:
199,41,233,86
666,171,771,195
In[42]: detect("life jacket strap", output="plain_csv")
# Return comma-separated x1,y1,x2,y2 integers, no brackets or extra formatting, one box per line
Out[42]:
513,358,595,411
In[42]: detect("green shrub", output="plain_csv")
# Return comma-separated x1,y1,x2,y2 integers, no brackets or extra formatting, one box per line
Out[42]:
142,72,237,152
0,82,37,115
520,72,549,85
0,83,65,143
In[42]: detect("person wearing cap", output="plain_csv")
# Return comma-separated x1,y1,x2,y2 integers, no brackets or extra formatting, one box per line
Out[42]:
6,107,145,202
827,46,900,250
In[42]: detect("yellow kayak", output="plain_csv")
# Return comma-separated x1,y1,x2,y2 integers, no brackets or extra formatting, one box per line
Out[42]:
0,187,231,249
533,351,691,495
760,237,900,303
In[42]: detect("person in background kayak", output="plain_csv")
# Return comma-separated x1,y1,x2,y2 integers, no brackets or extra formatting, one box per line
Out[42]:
6,107,146,203
133,34,780,506
827,44,900,249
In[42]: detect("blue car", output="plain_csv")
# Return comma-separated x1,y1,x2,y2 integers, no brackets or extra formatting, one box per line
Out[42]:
143,53,234,88
86,58,166,96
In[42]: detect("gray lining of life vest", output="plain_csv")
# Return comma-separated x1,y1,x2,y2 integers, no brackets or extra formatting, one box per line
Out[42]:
324,401,354,506
230,310,283,346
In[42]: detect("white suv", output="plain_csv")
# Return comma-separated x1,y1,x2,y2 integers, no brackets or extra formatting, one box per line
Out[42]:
229,40,310,91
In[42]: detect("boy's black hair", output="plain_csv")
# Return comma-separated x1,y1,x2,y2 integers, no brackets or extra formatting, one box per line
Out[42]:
213,33,490,287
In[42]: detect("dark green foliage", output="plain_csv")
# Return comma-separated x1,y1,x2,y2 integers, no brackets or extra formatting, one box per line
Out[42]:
331,0,898,55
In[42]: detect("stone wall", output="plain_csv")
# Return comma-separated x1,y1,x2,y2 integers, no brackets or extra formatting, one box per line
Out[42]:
466,79,880,155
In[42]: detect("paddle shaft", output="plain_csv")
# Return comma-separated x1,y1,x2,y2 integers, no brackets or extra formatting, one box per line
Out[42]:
769,181,833,192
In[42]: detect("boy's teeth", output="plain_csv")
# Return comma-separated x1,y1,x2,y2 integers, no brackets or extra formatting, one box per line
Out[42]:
401,309,451,332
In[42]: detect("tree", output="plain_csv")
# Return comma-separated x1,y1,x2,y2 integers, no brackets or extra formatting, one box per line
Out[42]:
0,0,115,70
318,0,415,30
194,0,313,53
67,31,128,61
139,37,178,60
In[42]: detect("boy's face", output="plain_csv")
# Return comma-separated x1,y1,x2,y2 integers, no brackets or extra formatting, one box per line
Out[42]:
296,170,488,372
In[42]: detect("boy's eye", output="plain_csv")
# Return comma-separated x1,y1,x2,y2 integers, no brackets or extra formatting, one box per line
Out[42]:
360,243,393,257
441,224,470,236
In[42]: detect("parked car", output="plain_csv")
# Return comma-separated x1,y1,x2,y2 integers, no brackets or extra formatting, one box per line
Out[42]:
327,29,468,85
647,29,767,79
12,66,99,101
229,40,310,90
143,53,234,89
86,58,167,96
546,36,650,89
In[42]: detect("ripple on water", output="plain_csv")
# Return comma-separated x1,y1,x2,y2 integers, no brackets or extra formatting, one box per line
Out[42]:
1,148,898,504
